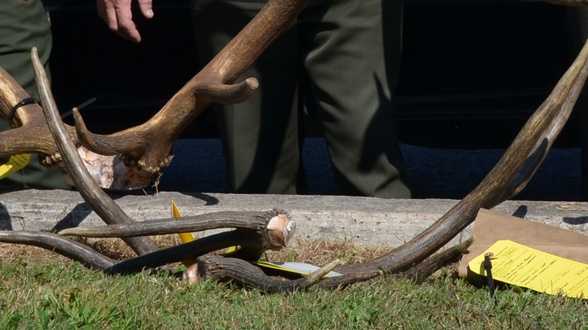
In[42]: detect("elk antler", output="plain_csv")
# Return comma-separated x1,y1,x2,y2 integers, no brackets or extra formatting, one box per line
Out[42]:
74,0,305,174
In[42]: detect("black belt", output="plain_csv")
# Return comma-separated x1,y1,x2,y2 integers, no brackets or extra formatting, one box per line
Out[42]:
8,97,38,122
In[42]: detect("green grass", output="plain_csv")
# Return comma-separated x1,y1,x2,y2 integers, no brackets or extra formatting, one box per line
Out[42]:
1,258,587,329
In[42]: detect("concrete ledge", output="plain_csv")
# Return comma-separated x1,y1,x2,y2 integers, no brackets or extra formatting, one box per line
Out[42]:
1,190,587,248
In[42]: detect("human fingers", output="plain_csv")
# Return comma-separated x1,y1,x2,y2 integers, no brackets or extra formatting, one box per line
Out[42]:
114,0,142,43
97,0,119,32
137,0,154,19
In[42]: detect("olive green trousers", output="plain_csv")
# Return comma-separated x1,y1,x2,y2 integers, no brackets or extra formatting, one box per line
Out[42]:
0,0,68,189
192,0,411,197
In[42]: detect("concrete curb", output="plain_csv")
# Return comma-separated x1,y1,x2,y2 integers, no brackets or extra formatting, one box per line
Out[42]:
1,189,587,248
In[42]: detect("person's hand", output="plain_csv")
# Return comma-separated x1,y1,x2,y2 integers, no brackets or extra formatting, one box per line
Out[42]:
96,0,154,43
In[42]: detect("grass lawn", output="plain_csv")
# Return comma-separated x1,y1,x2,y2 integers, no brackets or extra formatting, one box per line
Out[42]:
1,239,587,329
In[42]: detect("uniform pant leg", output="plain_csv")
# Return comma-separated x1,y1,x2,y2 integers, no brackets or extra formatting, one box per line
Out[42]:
191,1,302,194
300,0,411,198
0,0,69,189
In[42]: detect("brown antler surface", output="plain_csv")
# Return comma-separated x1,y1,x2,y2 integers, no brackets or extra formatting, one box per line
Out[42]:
58,210,294,243
195,239,473,292
74,0,306,174
104,213,292,275
0,231,115,270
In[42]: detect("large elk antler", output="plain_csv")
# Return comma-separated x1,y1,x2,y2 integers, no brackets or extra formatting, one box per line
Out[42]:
74,0,305,174
2,39,586,292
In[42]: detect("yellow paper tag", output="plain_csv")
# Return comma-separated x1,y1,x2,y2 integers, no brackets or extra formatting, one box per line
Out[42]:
171,200,198,268
171,200,196,243
468,240,588,299
0,154,31,180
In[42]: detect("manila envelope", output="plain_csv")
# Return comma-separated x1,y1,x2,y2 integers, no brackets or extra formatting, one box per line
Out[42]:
458,209,588,277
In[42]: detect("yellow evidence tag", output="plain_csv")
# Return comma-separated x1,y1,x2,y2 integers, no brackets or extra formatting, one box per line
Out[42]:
0,154,31,180
468,240,588,299
171,200,198,267
171,200,196,243
170,201,240,258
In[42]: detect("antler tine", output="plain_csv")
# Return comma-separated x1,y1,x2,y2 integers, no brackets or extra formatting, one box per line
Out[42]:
74,0,305,174
0,126,53,157
58,210,291,239
193,77,260,105
0,66,69,158
0,231,114,270
105,230,246,275
31,47,158,256
73,108,146,157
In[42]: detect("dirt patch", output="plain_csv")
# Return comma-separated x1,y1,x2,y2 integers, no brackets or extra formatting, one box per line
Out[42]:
0,236,389,267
